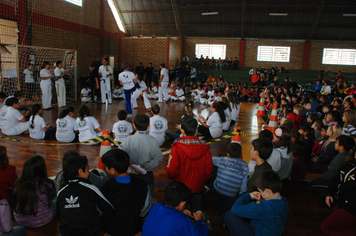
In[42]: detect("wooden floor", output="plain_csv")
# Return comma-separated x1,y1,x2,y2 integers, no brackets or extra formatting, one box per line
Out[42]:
4,98,330,236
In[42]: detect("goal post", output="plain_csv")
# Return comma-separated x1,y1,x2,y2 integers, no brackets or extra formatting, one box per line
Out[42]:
0,44,78,103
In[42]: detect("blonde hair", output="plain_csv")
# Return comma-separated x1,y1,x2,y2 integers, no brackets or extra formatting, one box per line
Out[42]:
343,110,356,127
329,124,342,141
293,105,303,113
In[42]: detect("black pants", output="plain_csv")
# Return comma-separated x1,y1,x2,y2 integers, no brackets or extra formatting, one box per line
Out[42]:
91,80,100,102
198,125,213,138
130,171,155,198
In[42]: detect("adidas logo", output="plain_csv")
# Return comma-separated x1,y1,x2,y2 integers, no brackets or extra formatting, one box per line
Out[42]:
64,195,80,208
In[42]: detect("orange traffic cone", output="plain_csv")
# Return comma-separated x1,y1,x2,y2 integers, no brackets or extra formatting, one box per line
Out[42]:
225,83,229,95
169,83,175,96
231,127,243,159
98,140,111,170
256,92,266,116
267,103,278,134
232,127,241,144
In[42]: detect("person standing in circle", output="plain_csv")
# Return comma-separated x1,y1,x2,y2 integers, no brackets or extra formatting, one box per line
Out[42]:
98,58,113,104
40,61,54,110
54,61,67,108
119,61,139,117
158,63,169,102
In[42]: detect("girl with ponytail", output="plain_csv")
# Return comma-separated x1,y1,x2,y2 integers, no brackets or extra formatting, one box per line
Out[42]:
198,102,225,138
29,104,56,139
165,100,199,140
56,107,79,143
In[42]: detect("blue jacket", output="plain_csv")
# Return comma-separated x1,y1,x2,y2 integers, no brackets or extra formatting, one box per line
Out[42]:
142,203,208,236
231,193,289,236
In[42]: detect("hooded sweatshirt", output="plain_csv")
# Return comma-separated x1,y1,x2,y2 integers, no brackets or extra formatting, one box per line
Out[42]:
231,193,290,236
276,147,293,180
167,136,213,193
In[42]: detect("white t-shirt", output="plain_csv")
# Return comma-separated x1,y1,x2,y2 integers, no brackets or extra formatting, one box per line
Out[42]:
98,65,113,80
119,71,136,90
223,108,231,131
0,107,24,134
230,102,238,121
150,86,158,94
23,69,34,83
206,112,223,138
40,69,52,85
112,120,133,143
138,80,147,90
81,88,91,97
160,68,169,83
76,116,101,142
175,88,184,97
149,115,168,146
29,115,46,139
56,115,78,142
54,68,65,84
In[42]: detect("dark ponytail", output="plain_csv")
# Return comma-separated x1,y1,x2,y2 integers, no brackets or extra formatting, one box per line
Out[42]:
41,61,50,69
213,102,226,123
30,104,42,129
78,105,91,121
59,108,68,119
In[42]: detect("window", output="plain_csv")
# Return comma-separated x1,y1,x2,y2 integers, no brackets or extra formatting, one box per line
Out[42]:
195,44,226,60
64,0,82,7
322,48,356,65
257,46,291,62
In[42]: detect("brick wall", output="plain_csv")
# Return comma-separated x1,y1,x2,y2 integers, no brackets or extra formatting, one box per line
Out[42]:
28,0,101,29
120,38,167,68
244,40,305,70
309,41,356,71
169,38,182,68
184,38,240,63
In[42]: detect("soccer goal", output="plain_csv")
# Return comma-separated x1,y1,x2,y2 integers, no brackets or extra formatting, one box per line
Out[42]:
0,44,78,103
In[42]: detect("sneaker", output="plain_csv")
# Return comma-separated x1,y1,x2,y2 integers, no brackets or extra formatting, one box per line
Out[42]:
204,185,210,194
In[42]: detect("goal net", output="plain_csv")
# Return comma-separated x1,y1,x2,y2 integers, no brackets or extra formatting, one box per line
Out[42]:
0,44,77,103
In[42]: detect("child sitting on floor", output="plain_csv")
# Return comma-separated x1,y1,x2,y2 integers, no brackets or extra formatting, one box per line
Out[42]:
224,170,290,236
112,110,133,143
207,143,248,198
101,149,152,236
142,181,209,236
149,104,168,146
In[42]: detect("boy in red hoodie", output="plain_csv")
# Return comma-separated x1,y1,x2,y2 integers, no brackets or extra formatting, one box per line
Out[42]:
167,115,213,212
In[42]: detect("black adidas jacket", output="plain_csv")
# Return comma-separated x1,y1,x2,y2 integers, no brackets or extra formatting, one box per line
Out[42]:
57,178,115,236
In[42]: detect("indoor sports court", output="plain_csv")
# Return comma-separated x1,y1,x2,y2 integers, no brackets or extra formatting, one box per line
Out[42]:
0,0,355,235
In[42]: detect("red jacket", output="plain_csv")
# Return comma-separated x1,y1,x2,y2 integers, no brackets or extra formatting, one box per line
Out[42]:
0,165,18,201
167,136,213,193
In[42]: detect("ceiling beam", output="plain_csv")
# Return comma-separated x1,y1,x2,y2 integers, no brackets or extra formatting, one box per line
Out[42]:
170,0,182,37
308,0,325,40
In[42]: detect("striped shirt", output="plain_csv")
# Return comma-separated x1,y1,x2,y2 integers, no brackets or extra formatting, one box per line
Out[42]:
213,156,248,197
342,125,356,136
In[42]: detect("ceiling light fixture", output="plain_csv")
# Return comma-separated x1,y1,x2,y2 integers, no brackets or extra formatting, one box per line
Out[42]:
201,12,219,16
343,14,356,17
107,0,125,32
269,13,288,16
